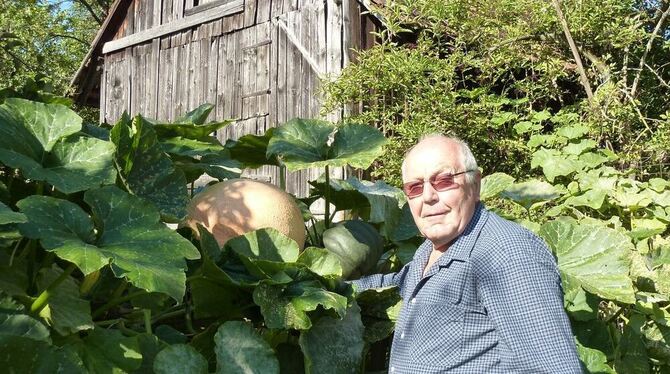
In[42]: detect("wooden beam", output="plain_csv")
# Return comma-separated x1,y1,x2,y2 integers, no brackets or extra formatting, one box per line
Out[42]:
103,0,244,54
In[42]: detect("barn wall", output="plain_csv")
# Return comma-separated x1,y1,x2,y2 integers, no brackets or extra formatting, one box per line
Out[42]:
100,0,379,197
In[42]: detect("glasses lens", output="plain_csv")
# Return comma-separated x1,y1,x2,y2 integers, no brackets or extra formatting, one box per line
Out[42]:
432,174,456,191
403,182,423,198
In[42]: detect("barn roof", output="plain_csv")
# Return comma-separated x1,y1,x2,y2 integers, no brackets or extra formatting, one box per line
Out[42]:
69,0,386,107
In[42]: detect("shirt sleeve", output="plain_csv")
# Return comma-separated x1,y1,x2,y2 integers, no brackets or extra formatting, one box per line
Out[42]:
349,263,411,293
477,234,582,373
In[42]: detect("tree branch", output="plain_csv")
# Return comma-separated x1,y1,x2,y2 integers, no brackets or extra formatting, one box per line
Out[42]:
630,3,670,99
551,0,594,101
644,63,670,89
75,0,103,25
48,33,90,46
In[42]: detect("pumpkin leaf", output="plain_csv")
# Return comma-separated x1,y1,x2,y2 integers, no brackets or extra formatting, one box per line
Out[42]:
267,119,386,171
0,202,26,224
0,336,85,373
253,280,348,330
214,321,279,374
299,302,365,374
111,114,189,222
36,266,94,335
17,186,200,301
154,344,208,374
297,247,343,277
539,220,635,304
0,296,50,342
77,328,142,373
531,148,580,182
576,341,615,374
501,179,562,210
0,98,116,193
225,128,280,168
173,103,215,125
480,172,515,200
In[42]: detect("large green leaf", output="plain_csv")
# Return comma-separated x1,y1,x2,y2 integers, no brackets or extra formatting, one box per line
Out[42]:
576,341,615,374
297,247,343,277
225,228,300,279
356,287,402,343
501,179,562,210
0,98,80,152
531,148,580,182
0,202,26,224
36,266,94,335
615,315,650,374
0,98,116,193
0,336,85,373
174,103,215,125
224,128,280,168
267,119,387,171
111,114,189,222
539,220,635,304
564,189,607,210
78,328,143,373
480,172,515,200
161,136,225,157
190,257,251,319
18,186,200,301
0,296,50,342
154,344,208,374
299,302,365,374
214,321,279,374
253,280,348,330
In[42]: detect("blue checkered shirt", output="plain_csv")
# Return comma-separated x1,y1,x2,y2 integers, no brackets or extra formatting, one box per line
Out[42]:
353,204,582,373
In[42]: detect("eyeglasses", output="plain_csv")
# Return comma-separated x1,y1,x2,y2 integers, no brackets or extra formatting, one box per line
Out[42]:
402,170,474,198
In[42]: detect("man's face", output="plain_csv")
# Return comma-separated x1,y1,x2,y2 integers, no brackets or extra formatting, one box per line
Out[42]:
402,138,481,250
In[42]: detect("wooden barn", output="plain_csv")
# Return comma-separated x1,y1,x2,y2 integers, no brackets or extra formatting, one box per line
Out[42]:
71,0,382,196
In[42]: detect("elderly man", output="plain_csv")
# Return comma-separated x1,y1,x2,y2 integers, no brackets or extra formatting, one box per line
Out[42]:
353,135,581,373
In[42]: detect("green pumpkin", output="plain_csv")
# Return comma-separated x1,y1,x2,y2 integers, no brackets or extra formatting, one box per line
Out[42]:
322,220,384,279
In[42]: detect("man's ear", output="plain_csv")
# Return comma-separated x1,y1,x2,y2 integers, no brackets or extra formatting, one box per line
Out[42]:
474,170,482,196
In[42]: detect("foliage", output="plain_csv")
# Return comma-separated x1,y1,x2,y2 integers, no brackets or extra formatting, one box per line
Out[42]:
0,1,100,95
323,0,670,186
0,99,409,373
480,113,670,372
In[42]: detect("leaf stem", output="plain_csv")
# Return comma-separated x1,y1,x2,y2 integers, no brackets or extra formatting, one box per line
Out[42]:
143,309,152,334
279,165,287,191
8,238,24,266
324,165,331,229
92,290,146,319
30,263,77,314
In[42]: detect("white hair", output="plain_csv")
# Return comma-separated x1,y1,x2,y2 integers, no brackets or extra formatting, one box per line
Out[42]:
401,134,479,184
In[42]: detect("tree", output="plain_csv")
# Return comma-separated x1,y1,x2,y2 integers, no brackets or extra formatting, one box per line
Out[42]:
323,0,670,185
0,0,101,95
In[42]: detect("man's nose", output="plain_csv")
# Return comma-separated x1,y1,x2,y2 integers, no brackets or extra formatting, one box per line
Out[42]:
422,181,439,203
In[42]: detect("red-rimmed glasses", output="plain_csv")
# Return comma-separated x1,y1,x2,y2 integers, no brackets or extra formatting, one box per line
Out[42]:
402,170,474,199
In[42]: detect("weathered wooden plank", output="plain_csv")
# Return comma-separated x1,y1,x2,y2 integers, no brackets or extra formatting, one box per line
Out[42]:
146,0,154,29
188,38,200,112
207,36,219,111
270,0,283,18
268,21,278,127
103,0,244,54
256,23,270,117
300,1,311,118
156,39,170,120
275,12,288,126
232,29,243,119
241,26,255,119
162,0,173,24
257,0,272,23
220,32,234,120
154,0,162,25
186,0,237,16
287,10,302,120
244,0,258,27
149,39,160,117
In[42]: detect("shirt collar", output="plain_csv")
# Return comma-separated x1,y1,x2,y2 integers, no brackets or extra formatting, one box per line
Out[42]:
412,203,489,276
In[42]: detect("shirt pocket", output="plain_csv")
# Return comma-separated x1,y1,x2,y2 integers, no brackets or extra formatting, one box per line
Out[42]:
408,302,465,367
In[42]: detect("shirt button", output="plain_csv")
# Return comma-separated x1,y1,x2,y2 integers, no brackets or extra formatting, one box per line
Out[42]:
390,367,395,373
400,332,405,339
411,298,416,304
